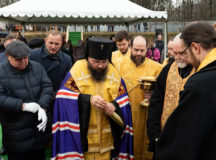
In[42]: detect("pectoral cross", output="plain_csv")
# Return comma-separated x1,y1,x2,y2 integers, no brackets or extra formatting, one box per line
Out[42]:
100,44,104,50
77,72,90,83
107,72,119,85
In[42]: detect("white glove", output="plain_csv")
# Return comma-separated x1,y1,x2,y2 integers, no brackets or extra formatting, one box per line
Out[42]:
37,107,47,132
23,102,40,113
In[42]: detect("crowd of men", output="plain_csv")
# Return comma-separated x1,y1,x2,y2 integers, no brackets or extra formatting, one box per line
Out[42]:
0,21,215,160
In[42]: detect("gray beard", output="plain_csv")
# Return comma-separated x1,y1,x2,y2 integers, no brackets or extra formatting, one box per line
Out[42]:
121,48,128,55
177,61,187,68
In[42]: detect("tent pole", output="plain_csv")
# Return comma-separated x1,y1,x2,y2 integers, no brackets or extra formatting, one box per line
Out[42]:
22,23,25,36
66,25,69,42
163,20,168,62
124,22,129,32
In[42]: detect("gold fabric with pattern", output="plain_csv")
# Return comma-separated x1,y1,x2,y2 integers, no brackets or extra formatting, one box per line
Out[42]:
161,61,195,129
111,48,131,73
64,76,80,93
84,151,111,160
70,59,121,155
113,55,162,160
162,57,169,67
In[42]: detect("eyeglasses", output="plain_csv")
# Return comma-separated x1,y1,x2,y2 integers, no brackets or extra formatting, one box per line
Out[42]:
174,44,190,57
181,44,191,56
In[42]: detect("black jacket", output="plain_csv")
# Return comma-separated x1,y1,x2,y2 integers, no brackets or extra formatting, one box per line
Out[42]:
30,45,72,93
155,61,216,160
155,40,164,55
0,60,53,153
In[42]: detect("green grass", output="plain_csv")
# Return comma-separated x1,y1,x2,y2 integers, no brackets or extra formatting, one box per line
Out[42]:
0,125,51,160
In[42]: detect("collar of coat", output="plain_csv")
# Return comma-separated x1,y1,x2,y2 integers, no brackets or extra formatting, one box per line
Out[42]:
41,45,63,61
7,60,30,74
197,48,216,72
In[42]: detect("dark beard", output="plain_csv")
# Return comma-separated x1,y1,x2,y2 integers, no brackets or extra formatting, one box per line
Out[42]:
121,48,128,55
130,54,145,66
88,63,108,82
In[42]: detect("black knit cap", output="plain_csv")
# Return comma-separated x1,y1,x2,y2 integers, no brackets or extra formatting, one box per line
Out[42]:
28,38,44,49
87,37,113,60
6,41,30,59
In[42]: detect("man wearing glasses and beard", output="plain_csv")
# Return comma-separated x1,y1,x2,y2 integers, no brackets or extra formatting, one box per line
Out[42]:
147,34,195,160
155,22,216,160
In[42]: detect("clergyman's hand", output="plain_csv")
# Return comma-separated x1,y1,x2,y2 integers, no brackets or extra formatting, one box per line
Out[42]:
90,95,107,109
104,103,116,116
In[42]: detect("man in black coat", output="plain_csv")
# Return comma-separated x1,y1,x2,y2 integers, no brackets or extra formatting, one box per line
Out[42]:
155,22,216,160
147,34,194,159
155,34,164,62
0,41,53,160
30,30,72,94
30,30,72,150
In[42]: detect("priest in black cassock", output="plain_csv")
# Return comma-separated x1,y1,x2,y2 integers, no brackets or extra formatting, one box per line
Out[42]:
154,21,216,160
147,33,195,159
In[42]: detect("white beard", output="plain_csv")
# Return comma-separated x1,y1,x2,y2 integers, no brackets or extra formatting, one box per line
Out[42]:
177,61,187,68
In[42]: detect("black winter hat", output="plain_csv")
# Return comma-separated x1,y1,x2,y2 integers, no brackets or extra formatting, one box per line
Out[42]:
87,37,114,60
6,41,30,59
28,38,44,49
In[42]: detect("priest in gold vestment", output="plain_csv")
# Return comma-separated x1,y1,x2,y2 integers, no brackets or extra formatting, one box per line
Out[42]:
52,37,133,160
112,36,162,160
111,30,131,73
147,34,195,159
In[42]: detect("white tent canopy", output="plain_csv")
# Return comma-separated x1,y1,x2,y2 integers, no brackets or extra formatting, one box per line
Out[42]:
0,0,167,25
0,0,168,60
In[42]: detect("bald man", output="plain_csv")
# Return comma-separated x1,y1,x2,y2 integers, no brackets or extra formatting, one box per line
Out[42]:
147,34,195,159
113,36,162,160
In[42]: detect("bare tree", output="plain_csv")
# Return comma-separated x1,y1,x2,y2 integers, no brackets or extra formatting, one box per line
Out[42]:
131,0,216,21
0,0,19,8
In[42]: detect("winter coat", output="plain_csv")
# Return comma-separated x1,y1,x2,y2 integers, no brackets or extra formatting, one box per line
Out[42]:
0,60,53,153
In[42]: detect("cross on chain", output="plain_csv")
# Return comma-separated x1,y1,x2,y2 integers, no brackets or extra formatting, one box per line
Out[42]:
107,72,119,85
100,44,104,50
77,72,90,83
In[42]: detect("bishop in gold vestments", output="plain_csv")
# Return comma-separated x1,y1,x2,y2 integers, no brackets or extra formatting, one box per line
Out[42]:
52,37,133,160
112,36,162,160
